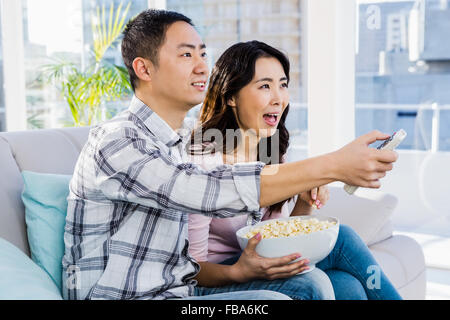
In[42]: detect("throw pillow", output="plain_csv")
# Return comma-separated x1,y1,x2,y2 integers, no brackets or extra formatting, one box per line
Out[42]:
317,186,398,246
0,237,62,300
21,171,72,292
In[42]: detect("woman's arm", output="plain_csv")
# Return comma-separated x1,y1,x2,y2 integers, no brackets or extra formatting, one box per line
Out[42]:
188,214,213,262
194,261,238,287
193,233,310,287
290,196,313,216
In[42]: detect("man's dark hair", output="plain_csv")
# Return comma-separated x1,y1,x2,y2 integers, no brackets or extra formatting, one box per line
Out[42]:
121,9,194,91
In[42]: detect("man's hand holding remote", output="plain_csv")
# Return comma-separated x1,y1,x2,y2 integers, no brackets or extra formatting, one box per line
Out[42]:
330,130,398,189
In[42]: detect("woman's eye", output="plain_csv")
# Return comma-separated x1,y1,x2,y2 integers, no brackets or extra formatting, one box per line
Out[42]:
201,52,208,58
260,84,270,89
182,53,192,57
281,83,289,88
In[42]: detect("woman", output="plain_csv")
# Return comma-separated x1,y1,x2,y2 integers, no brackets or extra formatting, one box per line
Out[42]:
188,40,402,300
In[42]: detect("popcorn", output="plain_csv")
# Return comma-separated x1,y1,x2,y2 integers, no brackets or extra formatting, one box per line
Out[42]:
244,217,336,239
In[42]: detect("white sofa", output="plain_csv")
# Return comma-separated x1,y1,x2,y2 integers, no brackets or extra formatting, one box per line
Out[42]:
0,127,426,299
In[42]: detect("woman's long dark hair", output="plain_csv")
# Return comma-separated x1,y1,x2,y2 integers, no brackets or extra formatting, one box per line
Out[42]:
190,40,293,215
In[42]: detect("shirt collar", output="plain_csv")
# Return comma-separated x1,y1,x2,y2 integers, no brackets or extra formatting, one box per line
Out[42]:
128,95,193,148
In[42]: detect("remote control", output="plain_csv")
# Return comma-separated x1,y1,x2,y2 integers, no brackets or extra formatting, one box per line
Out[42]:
343,129,407,195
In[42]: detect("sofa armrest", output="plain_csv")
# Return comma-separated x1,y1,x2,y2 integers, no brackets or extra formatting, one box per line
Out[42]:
318,186,398,245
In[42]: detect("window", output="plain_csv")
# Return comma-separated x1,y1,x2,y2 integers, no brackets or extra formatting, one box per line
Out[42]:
356,0,450,232
23,0,84,129
17,0,148,130
4,0,309,159
356,0,450,152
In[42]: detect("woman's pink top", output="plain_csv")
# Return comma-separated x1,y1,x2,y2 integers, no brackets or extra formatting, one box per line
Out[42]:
188,151,292,263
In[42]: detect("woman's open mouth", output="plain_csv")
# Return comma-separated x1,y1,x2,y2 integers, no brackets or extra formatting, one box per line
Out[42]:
263,113,279,126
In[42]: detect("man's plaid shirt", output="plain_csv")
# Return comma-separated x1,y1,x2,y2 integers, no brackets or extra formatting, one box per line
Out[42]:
62,96,265,300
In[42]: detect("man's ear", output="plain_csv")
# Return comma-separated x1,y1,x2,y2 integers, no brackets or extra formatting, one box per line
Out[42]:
132,57,152,82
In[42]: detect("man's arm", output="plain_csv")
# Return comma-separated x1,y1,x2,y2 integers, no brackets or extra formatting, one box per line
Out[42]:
95,130,264,220
96,129,397,218
260,154,335,208
260,130,399,207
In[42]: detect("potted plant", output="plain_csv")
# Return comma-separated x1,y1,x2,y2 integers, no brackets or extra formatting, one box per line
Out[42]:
41,1,132,127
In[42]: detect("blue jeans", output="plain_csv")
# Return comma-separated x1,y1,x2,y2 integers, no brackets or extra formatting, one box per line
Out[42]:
193,224,402,300
194,267,335,300
318,224,402,300
181,290,292,300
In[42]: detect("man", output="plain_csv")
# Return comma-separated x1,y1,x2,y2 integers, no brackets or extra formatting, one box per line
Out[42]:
62,9,398,300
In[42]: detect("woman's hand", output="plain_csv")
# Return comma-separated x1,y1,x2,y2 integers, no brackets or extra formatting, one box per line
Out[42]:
230,232,310,283
290,185,330,216
299,185,330,210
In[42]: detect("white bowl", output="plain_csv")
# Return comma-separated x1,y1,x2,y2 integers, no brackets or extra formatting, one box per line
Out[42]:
236,214,339,274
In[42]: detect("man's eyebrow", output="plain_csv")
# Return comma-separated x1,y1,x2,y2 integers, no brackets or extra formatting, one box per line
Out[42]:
255,76,288,83
177,43,207,50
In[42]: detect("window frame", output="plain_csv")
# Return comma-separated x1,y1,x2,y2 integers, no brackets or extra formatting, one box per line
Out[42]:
1,0,27,131
306,0,356,157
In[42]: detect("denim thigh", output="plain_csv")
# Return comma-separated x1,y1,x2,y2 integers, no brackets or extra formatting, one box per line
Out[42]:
182,290,291,300
195,266,335,300
325,269,368,300
317,224,402,300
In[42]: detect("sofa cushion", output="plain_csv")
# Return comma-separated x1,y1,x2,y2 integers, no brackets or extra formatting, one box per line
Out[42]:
318,186,397,245
0,138,30,255
0,237,62,300
21,171,71,292
2,127,89,175
366,220,394,246
0,127,90,256
369,235,426,300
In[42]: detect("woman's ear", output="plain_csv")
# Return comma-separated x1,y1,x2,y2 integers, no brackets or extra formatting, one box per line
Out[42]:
132,57,152,82
227,96,237,108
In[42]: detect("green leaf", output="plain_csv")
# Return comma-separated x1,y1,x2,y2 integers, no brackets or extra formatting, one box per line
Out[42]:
93,0,131,62
35,1,132,127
